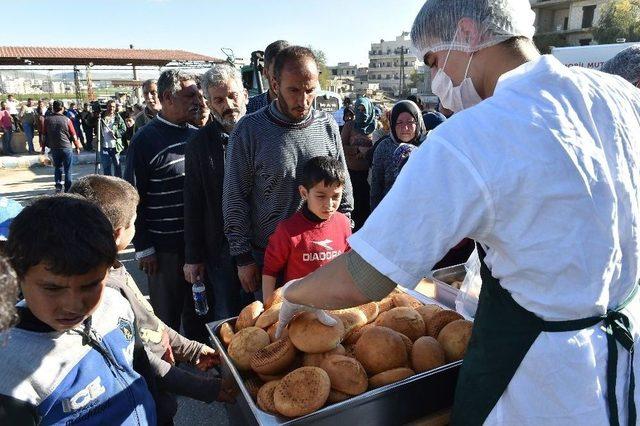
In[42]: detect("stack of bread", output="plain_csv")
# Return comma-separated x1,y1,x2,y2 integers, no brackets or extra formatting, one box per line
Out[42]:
220,288,473,419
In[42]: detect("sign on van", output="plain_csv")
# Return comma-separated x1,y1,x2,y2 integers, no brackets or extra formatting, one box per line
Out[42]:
551,42,638,70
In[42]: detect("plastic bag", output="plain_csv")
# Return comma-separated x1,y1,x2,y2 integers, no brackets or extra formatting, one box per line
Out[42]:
455,247,482,318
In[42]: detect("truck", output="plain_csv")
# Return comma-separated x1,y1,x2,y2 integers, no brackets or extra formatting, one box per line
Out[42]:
551,42,638,70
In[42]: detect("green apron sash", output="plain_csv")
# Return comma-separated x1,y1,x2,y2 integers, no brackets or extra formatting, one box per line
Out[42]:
451,244,637,426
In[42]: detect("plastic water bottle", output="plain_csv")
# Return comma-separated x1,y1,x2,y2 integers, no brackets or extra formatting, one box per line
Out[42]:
192,281,209,316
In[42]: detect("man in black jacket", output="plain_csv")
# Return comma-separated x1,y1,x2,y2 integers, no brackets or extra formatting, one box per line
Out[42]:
183,64,252,320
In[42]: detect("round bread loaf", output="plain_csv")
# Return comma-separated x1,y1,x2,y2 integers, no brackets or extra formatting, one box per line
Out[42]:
426,310,464,338
289,312,345,353
355,326,407,375
377,297,395,313
236,301,264,331
375,307,425,341
415,304,444,327
391,293,424,309
244,376,264,400
255,303,282,329
274,367,331,418
265,287,285,309
266,322,288,342
358,302,380,323
257,380,280,413
332,308,368,337
251,337,297,375
437,319,473,362
398,333,413,359
219,322,235,347
228,327,270,370
302,344,346,367
368,367,415,389
327,389,351,404
343,323,375,345
411,336,446,373
319,355,368,396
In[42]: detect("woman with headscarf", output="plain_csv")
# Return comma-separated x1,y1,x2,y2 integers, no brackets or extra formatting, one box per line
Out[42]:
340,97,377,230
369,100,426,211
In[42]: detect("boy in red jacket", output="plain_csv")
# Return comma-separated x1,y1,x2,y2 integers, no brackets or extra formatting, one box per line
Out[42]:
262,156,352,303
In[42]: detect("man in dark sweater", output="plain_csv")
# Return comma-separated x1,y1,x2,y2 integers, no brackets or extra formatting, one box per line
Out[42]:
42,100,82,192
223,46,354,294
246,39,289,114
184,64,253,321
124,69,206,341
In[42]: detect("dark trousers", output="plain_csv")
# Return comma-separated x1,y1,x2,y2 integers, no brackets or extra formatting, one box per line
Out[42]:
83,126,94,151
50,148,73,192
101,148,122,177
148,251,211,344
349,169,371,231
205,244,254,321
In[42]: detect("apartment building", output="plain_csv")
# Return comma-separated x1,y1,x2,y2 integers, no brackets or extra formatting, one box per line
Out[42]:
531,0,611,45
368,32,424,96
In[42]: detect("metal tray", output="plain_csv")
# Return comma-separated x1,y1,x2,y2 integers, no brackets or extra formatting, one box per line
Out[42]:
431,264,466,309
206,288,462,425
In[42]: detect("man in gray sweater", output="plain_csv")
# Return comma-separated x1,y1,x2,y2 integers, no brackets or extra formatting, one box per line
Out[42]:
223,46,354,295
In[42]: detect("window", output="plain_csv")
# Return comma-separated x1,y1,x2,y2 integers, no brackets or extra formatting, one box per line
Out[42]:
332,69,338,76
563,17,568,31
582,5,595,28
579,38,592,46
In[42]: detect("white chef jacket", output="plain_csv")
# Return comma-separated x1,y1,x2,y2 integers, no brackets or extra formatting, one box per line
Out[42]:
349,55,640,425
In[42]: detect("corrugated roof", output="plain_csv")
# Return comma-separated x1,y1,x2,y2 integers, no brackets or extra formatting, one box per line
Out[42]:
0,46,222,66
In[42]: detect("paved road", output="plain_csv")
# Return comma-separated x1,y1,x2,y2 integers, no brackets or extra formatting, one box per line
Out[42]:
1,163,230,426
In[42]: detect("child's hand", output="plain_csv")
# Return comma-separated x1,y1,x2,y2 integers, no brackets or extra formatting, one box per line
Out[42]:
195,345,220,371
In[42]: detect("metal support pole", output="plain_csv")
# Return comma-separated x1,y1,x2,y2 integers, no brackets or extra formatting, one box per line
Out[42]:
94,115,102,174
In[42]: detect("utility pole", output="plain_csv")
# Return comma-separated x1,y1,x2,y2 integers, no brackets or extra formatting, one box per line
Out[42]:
400,46,405,96
73,65,82,104
86,64,95,101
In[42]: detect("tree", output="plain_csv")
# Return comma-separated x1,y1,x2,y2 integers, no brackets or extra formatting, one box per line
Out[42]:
593,0,640,44
308,46,331,90
407,70,424,92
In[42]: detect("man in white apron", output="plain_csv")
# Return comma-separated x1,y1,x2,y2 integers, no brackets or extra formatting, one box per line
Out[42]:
275,0,640,424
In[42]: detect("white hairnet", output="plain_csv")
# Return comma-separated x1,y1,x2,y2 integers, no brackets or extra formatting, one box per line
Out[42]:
600,45,640,84
410,0,536,59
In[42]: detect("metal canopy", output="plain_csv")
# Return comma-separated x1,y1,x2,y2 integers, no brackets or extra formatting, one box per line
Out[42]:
0,46,222,66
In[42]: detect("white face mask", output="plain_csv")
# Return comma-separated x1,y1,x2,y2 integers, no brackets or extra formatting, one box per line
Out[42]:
431,44,483,113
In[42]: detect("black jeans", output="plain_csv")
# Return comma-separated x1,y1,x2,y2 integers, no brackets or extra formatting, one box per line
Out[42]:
348,169,371,231
148,251,212,344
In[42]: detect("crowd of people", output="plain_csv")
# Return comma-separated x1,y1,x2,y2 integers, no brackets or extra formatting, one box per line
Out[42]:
1,0,640,423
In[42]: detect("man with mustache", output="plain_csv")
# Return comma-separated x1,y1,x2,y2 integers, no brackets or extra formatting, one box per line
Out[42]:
134,79,162,133
223,46,353,296
183,64,252,321
124,70,207,341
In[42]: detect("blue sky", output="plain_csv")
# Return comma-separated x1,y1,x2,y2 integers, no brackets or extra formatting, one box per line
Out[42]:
5,0,424,65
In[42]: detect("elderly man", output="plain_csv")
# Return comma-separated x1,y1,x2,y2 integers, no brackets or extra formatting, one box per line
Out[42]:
124,70,205,341
184,64,252,321
134,79,162,133
246,40,289,114
601,44,640,87
223,45,354,296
